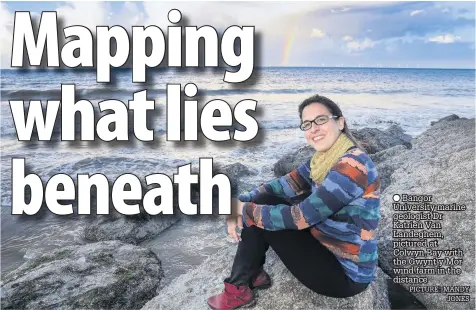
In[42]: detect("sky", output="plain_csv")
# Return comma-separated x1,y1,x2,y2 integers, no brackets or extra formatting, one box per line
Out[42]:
1,1,475,69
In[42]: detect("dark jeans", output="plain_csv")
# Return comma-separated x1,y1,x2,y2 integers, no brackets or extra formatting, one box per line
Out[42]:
225,193,370,298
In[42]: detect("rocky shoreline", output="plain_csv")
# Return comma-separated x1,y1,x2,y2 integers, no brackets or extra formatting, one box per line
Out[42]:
1,115,474,309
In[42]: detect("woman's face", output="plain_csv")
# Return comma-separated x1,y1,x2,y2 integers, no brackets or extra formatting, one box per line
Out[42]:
301,102,345,152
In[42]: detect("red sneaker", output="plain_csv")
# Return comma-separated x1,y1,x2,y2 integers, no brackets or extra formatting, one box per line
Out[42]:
250,270,272,290
207,282,255,310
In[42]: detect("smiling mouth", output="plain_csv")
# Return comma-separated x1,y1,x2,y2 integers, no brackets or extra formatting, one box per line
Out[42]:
312,136,325,142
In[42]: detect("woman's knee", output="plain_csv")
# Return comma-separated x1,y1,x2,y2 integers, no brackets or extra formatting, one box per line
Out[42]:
241,225,265,240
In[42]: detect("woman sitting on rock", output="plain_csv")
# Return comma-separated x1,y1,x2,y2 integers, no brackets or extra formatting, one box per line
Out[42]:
207,94,381,310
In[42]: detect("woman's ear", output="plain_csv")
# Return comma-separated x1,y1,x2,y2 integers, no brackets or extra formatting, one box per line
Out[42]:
338,117,345,131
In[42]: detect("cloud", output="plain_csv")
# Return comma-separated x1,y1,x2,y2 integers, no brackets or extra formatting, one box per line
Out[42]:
317,2,473,42
410,10,424,16
142,2,328,34
1,1,474,68
346,38,376,51
112,1,146,28
1,2,125,68
427,34,462,44
56,2,107,31
310,28,325,38
331,7,350,13
385,43,398,54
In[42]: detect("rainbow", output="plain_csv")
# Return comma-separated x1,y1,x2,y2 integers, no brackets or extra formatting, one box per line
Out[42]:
281,28,297,66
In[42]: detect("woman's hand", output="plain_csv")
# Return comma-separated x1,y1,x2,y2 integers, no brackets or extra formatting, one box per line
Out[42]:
227,216,243,242
226,198,244,242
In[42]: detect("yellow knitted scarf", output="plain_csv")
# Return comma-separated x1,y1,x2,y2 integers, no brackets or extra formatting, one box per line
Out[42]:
310,133,355,184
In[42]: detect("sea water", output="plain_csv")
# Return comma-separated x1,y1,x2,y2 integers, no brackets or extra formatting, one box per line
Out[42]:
1,67,475,275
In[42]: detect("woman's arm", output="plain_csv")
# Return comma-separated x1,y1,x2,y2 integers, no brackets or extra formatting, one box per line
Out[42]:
238,160,313,203
242,152,378,230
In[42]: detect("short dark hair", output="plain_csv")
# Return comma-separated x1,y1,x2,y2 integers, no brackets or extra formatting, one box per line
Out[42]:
298,94,363,149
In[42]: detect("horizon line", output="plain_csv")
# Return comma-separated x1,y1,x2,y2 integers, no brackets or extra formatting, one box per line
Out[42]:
1,66,475,71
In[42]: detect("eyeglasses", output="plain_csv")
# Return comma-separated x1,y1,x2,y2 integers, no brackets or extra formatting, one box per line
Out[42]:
300,115,339,131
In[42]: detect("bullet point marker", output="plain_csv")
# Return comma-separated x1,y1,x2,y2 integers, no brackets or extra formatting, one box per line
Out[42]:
393,194,401,202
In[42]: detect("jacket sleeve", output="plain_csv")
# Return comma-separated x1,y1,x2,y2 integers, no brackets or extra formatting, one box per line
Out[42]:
238,160,313,203
242,153,368,230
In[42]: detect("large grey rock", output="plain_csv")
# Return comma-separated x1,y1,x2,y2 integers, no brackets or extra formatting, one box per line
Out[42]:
191,161,259,202
1,241,163,309
370,144,409,165
273,144,315,177
218,162,258,179
385,125,413,144
217,162,259,195
351,125,412,155
83,215,181,244
378,117,475,309
142,245,391,310
370,145,410,191
80,183,182,245
430,114,459,126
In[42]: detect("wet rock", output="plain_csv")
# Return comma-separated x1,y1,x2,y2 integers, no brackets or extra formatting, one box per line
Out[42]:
370,145,409,191
217,162,259,195
80,181,182,245
430,114,460,126
273,144,315,177
378,117,475,309
1,241,163,310
351,125,412,154
385,125,412,145
218,162,258,179
191,161,259,199
386,280,426,309
82,215,181,245
142,245,391,310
